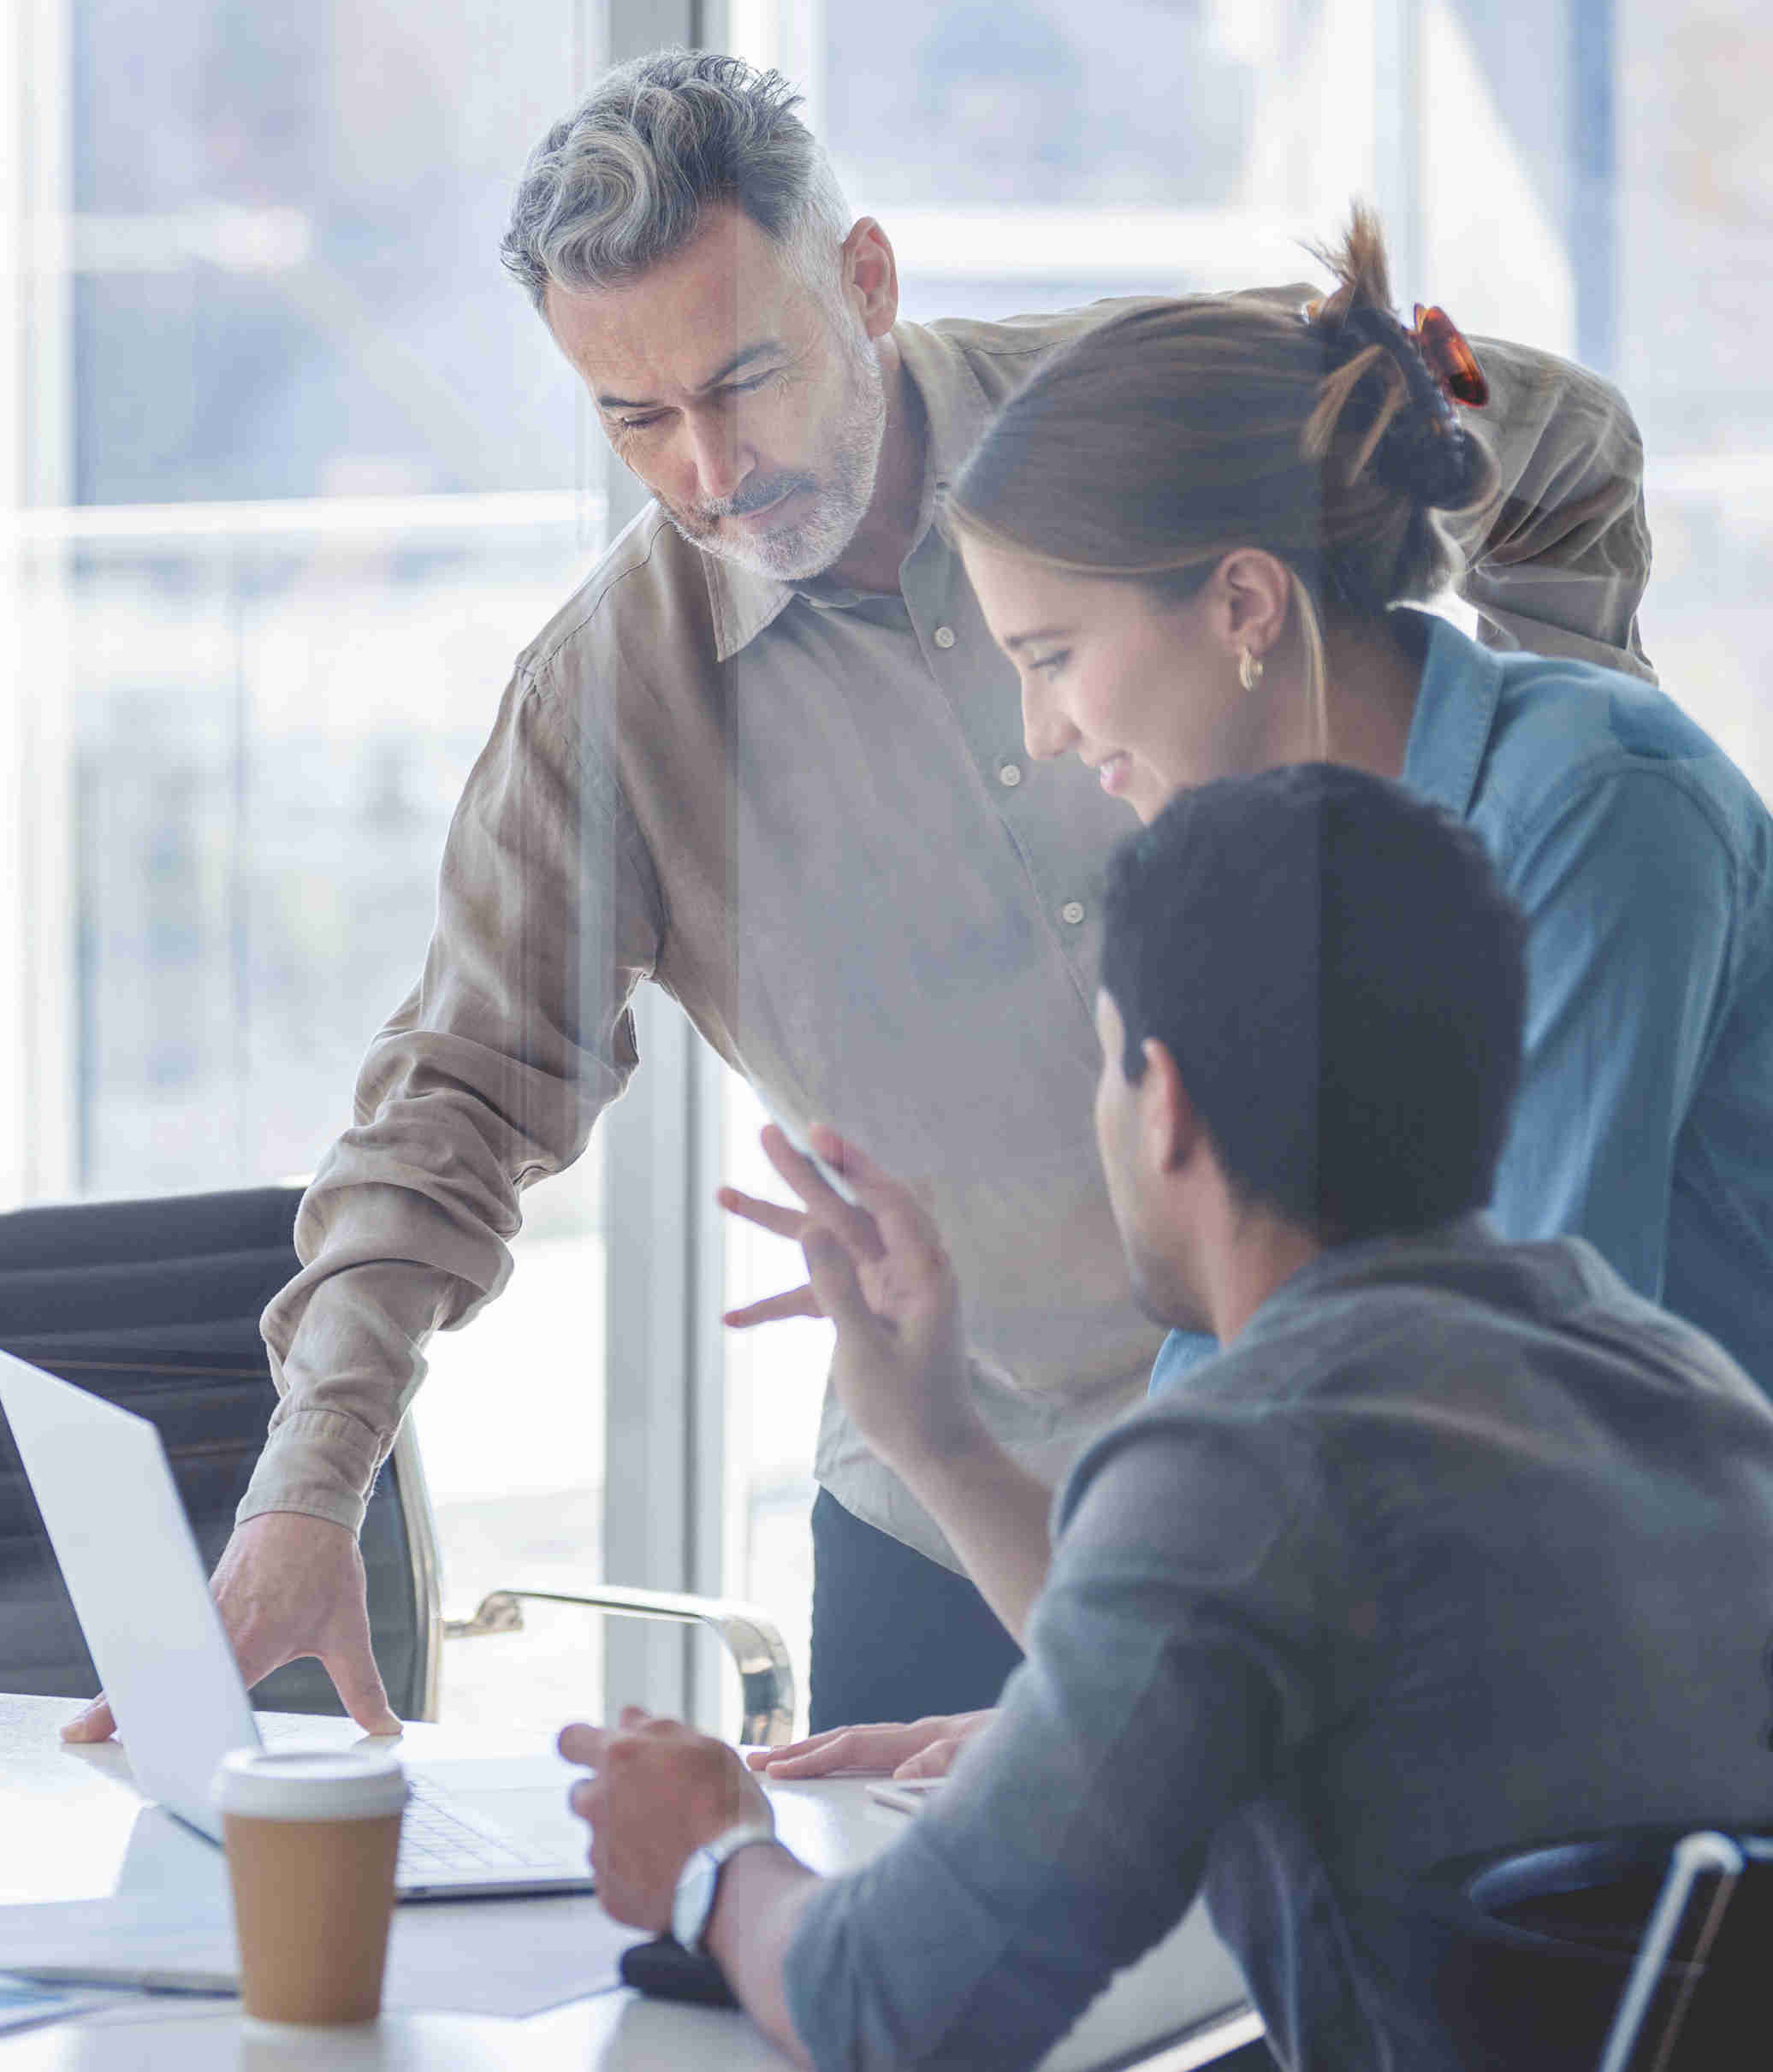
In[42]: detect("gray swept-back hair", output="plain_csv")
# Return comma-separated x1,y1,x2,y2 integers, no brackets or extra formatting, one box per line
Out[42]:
501,49,852,315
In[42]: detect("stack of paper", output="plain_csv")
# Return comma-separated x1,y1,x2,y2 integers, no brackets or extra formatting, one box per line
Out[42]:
0,1891,647,2017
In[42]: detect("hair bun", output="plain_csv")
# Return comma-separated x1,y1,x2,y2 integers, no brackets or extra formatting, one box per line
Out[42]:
1328,304,1483,510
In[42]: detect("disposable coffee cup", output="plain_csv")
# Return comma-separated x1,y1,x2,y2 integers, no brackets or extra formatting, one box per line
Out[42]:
212,1747,407,2024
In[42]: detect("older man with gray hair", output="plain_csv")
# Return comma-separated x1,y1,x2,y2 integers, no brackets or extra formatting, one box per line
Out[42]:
65,48,1657,1746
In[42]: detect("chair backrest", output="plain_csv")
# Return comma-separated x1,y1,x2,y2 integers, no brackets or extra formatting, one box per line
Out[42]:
1598,1831,1772,2071
1449,1825,1772,2070
0,1185,437,1720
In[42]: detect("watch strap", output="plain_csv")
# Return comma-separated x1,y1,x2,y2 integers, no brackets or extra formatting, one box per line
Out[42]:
673,1820,778,1952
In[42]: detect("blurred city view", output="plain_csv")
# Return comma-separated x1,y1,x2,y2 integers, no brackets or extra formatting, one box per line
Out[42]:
5,0,1770,1731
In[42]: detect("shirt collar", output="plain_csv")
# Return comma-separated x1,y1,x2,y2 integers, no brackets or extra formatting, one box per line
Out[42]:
1398,611,1506,820
703,319,995,663
1232,1214,1502,1356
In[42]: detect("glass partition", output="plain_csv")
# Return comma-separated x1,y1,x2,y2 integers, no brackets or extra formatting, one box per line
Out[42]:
6,0,614,1731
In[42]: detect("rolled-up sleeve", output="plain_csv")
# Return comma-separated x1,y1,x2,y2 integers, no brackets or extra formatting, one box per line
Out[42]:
1451,337,1654,683
240,663,665,1530
783,1428,1312,2070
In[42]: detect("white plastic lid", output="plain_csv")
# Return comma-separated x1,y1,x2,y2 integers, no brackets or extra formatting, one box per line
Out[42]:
211,1747,408,1822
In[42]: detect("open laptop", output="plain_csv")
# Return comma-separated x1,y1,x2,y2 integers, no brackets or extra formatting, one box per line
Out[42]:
0,1348,596,1900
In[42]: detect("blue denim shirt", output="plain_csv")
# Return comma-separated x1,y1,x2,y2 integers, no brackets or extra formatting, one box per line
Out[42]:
1152,614,1773,1399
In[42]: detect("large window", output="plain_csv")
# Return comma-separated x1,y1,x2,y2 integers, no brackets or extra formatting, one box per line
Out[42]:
9,0,1771,1738
3,0,611,1731
41,0,592,1192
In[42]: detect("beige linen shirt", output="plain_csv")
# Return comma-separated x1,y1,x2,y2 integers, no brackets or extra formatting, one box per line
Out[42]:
245,293,1654,1571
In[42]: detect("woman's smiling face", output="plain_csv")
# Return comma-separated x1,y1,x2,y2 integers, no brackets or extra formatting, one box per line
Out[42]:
960,535,1284,824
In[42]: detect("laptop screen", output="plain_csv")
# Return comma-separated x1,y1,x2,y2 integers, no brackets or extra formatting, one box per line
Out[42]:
0,1351,262,1838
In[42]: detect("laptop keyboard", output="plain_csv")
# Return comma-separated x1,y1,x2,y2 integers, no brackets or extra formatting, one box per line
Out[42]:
397,1774,577,1878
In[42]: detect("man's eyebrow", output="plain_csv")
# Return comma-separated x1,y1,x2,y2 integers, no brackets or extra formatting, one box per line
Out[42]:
596,340,786,413
1001,625,1073,651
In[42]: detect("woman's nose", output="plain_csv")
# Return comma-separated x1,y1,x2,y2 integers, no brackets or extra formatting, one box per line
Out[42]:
1022,677,1079,761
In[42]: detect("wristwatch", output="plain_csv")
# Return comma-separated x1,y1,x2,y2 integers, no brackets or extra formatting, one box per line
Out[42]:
670,1821,778,1953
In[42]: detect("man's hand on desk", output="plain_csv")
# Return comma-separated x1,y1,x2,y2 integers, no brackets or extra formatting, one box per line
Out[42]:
746,1708,999,1781
558,1706,776,1928
60,1510,401,1743
561,1709,817,2065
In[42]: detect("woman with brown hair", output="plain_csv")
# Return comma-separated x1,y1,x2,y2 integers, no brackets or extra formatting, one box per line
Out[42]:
943,205,1773,1402
738,211,1773,1809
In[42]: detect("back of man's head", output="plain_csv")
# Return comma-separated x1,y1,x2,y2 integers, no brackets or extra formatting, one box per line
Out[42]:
1100,763,1527,1244
501,50,850,313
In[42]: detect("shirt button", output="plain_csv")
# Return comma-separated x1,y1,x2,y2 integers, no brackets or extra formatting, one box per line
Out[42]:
933,625,957,648
997,761,1023,788
1060,901,1086,926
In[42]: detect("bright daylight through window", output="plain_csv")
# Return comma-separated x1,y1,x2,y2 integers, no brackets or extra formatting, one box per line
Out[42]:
4,0,1770,1742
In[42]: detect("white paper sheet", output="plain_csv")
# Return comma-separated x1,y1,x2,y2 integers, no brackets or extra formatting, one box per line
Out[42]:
0,1974,123,2034
0,1891,647,2018
384,1893,645,2015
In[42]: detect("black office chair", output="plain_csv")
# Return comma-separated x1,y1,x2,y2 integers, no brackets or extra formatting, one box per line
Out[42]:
0,1182,794,1741
1447,1824,1772,2069
0,1183,430,1716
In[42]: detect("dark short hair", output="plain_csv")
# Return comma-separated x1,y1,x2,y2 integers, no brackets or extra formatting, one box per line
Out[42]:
1099,763,1527,1242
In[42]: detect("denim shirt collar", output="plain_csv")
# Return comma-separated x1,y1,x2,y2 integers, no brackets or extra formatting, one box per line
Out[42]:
1399,613,1506,820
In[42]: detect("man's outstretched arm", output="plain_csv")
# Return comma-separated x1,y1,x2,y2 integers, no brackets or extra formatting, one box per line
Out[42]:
244,664,659,1539
65,663,667,1739
63,1511,400,1741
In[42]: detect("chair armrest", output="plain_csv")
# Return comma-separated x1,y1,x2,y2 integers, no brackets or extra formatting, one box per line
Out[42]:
442,1568,795,1747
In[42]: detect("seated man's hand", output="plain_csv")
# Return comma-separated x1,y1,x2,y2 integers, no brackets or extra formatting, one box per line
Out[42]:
61,1511,401,1743
559,1708,775,1930
719,1125,980,1472
746,1708,999,1780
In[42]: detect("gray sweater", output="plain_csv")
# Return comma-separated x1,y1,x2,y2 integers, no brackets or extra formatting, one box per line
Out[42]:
785,1221,1773,2069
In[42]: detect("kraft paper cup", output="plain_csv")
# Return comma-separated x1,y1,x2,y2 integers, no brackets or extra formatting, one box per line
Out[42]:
212,1747,407,2024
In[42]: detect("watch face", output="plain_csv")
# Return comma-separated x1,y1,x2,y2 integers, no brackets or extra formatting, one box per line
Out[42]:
672,1850,718,1950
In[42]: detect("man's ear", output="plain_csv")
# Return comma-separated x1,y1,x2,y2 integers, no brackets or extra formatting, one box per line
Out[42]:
842,218,899,339
1139,1038,1201,1175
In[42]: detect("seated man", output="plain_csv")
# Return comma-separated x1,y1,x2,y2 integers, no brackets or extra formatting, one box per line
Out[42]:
558,763,1773,2071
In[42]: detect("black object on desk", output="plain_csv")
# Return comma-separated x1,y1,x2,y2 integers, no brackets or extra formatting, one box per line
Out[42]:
620,1934,739,2007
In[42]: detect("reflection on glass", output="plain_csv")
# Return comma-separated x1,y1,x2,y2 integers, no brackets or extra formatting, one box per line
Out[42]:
12,0,610,1735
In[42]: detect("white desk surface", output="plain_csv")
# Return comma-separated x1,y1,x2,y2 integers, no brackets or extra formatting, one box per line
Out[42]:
0,1694,1256,2070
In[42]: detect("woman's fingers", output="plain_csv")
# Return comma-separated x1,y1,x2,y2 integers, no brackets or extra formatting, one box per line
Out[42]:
743,1724,853,1770
751,1721,936,1777
893,1736,965,1779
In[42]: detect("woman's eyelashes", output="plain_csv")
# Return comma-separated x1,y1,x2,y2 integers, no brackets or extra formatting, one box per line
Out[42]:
1024,648,1070,676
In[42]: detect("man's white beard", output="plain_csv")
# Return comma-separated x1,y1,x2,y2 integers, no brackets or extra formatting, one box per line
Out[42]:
664,317,888,583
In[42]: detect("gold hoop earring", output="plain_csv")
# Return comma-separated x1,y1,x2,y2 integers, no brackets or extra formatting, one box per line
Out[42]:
1238,646,1265,693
